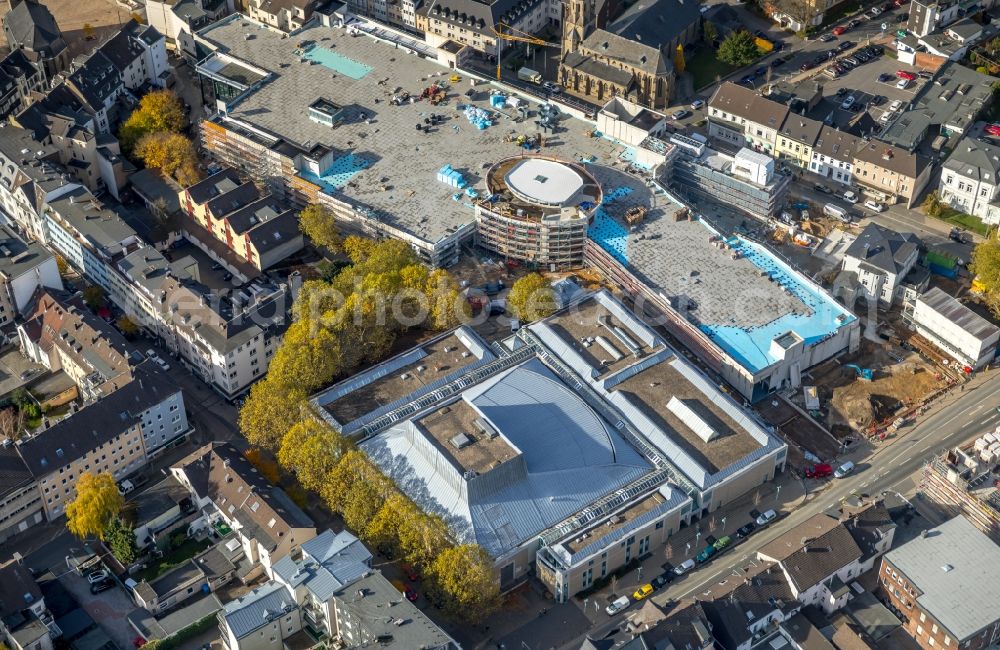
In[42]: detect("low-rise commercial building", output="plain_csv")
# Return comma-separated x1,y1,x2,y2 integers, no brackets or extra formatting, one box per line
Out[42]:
880,515,1000,650
312,290,786,599
911,287,1000,370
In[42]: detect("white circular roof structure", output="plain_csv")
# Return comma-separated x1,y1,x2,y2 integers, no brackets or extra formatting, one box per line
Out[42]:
503,158,586,207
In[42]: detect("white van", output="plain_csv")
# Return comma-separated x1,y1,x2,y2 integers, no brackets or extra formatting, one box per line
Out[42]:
823,203,851,222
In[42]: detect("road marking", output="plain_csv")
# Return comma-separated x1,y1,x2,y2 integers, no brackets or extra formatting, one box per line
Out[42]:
972,404,985,414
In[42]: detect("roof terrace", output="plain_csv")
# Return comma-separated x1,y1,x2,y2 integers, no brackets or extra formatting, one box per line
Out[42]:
417,399,518,474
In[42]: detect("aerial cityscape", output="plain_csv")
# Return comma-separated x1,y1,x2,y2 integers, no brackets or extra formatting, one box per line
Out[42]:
1,0,1000,648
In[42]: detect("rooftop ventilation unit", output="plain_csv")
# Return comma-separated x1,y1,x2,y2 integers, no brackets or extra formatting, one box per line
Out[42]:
449,433,473,449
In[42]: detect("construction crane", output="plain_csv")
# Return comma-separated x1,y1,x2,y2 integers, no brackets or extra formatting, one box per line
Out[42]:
491,22,559,81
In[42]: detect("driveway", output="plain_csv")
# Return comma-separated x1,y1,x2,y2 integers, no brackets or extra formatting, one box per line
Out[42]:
59,563,139,650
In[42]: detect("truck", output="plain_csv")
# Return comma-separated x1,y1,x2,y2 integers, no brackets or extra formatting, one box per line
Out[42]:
517,67,542,84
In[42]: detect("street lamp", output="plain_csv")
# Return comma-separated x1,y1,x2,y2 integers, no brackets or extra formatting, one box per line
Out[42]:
721,516,727,529
637,566,643,582
685,542,691,556
775,485,782,502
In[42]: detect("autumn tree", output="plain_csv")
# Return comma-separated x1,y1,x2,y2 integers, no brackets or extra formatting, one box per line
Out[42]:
119,90,187,153
431,545,502,621
971,234,1000,317
299,204,341,253
718,30,761,67
105,516,138,565
278,418,350,493
674,45,686,75
507,273,557,322
134,132,202,186
266,321,342,392
55,255,70,278
238,378,307,451
116,316,139,337
83,23,95,40
703,20,718,45
244,448,281,484
66,472,123,540
0,408,20,440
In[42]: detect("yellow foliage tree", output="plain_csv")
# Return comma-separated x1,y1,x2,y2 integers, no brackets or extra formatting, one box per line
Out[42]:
507,272,557,322
431,545,503,621
278,418,351,492
66,472,123,540
243,448,281,484
266,321,343,392
971,234,1000,317
119,90,187,153
675,44,686,75
238,378,307,451
134,132,202,186
299,204,341,253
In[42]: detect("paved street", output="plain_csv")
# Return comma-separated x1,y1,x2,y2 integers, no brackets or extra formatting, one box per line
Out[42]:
559,370,1000,649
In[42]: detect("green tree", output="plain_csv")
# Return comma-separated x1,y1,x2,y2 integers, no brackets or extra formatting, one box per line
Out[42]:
674,44,686,75
718,30,761,67
105,516,138,565
703,20,718,44
299,204,341,253
431,545,502,621
119,90,187,153
82,285,106,310
278,418,350,493
971,235,1000,317
922,190,944,218
507,273,557,322
66,472,123,540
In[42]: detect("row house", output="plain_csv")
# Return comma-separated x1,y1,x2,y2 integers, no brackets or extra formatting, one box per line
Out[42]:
707,82,789,155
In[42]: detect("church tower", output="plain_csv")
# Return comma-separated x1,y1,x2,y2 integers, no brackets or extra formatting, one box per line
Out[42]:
561,0,591,57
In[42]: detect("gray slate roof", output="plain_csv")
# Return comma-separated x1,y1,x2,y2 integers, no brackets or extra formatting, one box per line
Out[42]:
943,137,1000,182
3,0,66,57
221,581,297,640
885,516,1000,642
918,287,1000,342
272,529,372,602
844,223,922,275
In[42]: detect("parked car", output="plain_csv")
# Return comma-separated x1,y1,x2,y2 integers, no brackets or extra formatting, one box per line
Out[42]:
832,25,847,35
805,463,834,478
90,578,115,594
755,509,778,526
86,569,109,585
836,40,854,52
800,61,816,71
117,479,135,496
651,571,673,589
674,559,696,575
814,183,832,194
542,81,561,93
848,18,862,28
671,109,692,120
735,522,756,539
870,94,886,105
606,595,630,616
878,72,894,82
713,536,733,551
843,190,859,203
691,99,705,109
985,124,1000,137
917,70,933,79
840,95,856,110
834,461,856,478
404,587,418,602
896,69,917,80
696,544,717,563
633,584,654,601
820,33,836,42
864,199,886,212
896,78,910,90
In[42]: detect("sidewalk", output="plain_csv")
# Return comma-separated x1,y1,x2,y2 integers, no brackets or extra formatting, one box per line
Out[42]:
571,472,809,624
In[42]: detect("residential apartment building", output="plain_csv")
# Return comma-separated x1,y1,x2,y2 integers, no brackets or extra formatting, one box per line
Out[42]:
219,529,457,650
0,560,55,650
702,562,802,650
246,0,318,31
880,516,1000,650
133,547,236,614
0,50,46,121
911,287,1000,370
17,290,133,401
763,0,846,31
417,0,556,57
179,169,303,271
907,0,963,37
842,224,925,307
16,362,186,520
939,138,1000,225
707,82,789,155
0,225,62,320
146,0,233,59
810,126,860,186
756,502,895,614
0,445,43,545
2,0,70,87
171,443,317,580
853,140,932,208
774,115,823,170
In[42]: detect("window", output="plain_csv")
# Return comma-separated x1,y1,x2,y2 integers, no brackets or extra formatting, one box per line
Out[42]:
920,613,926,623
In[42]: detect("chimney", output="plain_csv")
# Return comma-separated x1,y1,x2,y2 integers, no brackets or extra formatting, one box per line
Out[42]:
920,529,929,538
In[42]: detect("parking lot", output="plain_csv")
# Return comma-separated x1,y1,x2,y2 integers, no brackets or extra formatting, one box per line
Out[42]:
812,52,930,127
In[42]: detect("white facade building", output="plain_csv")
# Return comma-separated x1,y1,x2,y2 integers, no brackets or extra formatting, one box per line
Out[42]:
912,287,1000,370
842,224,923,306
940,138,1000,225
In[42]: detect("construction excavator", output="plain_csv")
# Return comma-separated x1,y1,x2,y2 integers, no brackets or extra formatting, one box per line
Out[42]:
844,364,874,381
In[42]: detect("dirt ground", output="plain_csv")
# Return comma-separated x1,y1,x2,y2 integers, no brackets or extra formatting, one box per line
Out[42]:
807,338,948,432
0,0,126,59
